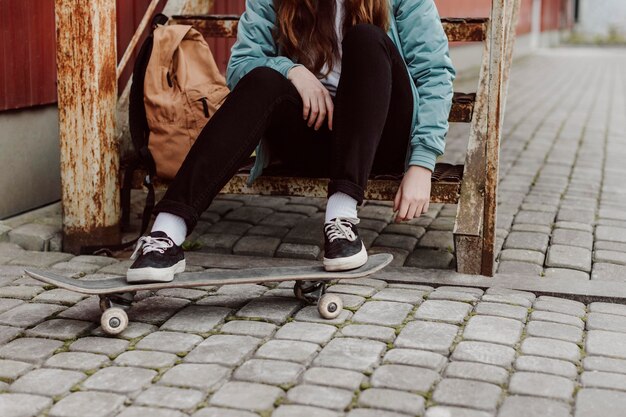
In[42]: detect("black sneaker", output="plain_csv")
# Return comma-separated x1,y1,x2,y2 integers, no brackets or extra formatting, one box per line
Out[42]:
323,218,368,271
126,231,186,283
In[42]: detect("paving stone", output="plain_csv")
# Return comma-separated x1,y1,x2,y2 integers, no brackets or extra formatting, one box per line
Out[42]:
340,324,397,342
551,228,593,249
352,301,412,326
557,208,595,224
373,234,418,252
293,305,353,325
0,359,32,380
8,223,59,251
156,287,207,300
0,284,45,300
499,249,544,265
135,331,203,353
358,388,425,416
575,388,626,417
220,320,277,338
426,406,493,417
595,240,626,252
508,372,575,401
496,261,543,276
581,371,626,391
429,289,481,302
543,268,590,280
432,378,501,411
48,391,125,417
520,337,580,363
372,288,425,304
83,366,157,394
283,217,325,246
236,296,301,324
313,338,386,372
10,368,85,397
486,287,536,302
0,325,21,345
395,321,459,354
511,223,552,234
348,409,413,417
69,337,129,356
463,315,523,346
595,226,626,243
117,407,187,417
197,233,241,253
128,296,191,326
591,263,626,281
0,302,64,327
287,384,354,410
0,337,63,364
159,363,231,391
474,302,528,322
383,348,447,371
0,393,52,417
589,302,626,316
480,294,532,308
371,364,439,393
530,310,584,328
327,284,376,297
383,223,426,237
34,288,86,305
594,249,626,266
275,321,337,344
418,231,454,250
232,235,281,257
260,212,307,228
526,320,583,343
160,305,230,333
52,261,101,275
586,330,626,359
498,395,571,417
0,298,23,314
514,210,555,226
303,367,366,391
452,341,516,368
134,386,205,410
206,199,244,215
99,321,158,340
554,221,593,233
192,408,259,417
274,405,343,417
584,356,626,374
224,206,274,224
114,350,178,369
210,381,284,411
276,243,321,260
415,300,472,324
24,318,93,340
255,339,319,364
185,335,261,366
514,354,578,378
444,361,509,385
405,249,454,269
503,232,550,252
8,251,72,267
44,352,109,371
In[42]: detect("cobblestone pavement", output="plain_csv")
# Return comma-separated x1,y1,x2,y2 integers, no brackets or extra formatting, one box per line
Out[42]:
2,47,626,416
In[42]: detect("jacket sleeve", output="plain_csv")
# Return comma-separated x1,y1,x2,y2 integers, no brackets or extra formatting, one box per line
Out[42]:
395,0,456,172
226,0,300,90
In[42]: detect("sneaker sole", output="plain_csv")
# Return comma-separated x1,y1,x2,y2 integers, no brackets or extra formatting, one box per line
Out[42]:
126,260,186,283
323,244,368,271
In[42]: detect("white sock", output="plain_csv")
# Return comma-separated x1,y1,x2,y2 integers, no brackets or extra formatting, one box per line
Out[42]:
325,192,358,223
151,212,187,246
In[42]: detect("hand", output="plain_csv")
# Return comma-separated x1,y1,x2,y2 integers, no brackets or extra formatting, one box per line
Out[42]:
287,66,333,131
394,165,432,222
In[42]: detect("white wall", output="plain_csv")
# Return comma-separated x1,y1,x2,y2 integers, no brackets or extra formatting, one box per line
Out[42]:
578,0,626,37
0,106,61,218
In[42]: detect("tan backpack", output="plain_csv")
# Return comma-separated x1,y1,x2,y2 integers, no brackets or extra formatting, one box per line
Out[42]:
142,22,229,179
122,15,229,242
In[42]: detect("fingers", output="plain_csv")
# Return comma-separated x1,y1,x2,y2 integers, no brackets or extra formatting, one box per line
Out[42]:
302,96,311,121
422,201,430,214
395,198,429,223
307,95,320,128
314,95,327,131
393,188,402,212
325,92,334,131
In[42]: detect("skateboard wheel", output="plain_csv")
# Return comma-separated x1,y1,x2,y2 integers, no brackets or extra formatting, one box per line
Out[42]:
318,293,343,319
100,307,128,335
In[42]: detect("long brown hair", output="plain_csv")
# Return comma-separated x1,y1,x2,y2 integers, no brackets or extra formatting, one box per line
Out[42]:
274,0,390,76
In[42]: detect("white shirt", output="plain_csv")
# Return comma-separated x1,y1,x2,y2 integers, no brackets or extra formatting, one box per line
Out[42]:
319,0,344,97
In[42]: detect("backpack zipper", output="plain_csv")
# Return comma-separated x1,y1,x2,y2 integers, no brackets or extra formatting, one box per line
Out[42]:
199,97,209,117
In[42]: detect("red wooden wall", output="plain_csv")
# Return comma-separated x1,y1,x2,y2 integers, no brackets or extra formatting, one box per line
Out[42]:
0,0,575,112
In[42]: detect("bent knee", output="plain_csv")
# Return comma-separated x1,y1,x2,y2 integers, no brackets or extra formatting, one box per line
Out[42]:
342,23,387,49
238,67,290,89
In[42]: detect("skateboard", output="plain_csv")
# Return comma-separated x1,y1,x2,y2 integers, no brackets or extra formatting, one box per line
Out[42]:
25,253,392,335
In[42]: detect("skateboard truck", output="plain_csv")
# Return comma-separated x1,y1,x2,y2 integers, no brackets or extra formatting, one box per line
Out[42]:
293,281,343,320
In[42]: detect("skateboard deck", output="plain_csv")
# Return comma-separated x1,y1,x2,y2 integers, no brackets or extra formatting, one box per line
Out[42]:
24,253,393,295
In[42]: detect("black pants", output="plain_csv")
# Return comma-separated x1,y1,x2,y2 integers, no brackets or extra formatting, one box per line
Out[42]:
155,24,413,232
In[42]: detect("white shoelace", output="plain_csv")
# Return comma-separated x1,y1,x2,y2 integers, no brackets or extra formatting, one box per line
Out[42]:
324,218,359,243
130,235,174,260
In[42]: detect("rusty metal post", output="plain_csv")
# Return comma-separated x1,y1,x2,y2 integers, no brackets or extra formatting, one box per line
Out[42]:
55,0,120,253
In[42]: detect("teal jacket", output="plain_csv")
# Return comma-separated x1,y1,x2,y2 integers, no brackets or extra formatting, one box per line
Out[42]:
226,0,456,182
